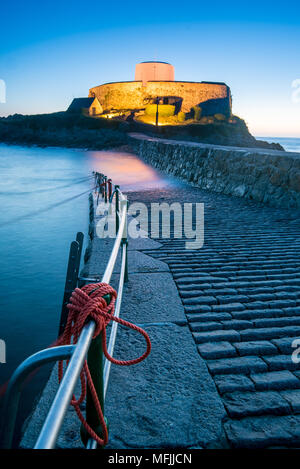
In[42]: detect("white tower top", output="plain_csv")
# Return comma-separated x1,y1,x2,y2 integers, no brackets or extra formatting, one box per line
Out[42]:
135,61,175,85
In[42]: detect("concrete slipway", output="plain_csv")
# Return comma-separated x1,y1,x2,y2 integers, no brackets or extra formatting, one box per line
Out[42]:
21,197,226,449
21,136,300,449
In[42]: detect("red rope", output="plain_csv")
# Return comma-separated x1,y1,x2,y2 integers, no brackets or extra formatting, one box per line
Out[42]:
55,282,151,446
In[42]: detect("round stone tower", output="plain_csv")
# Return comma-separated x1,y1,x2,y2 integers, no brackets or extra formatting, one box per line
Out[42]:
135,61,175,86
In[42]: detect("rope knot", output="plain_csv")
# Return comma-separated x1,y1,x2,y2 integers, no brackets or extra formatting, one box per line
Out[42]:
59,283,117,345
56,281,151,447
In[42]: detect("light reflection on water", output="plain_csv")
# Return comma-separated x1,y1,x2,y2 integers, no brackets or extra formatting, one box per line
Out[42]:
89,150,176,191
0,144,179,441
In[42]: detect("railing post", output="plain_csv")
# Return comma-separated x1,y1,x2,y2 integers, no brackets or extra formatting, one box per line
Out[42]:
121,199,129,283
104,176,108,204
115,185,120,236
96,173,101,205
80,290,111,447
80,333,105,447
123,240,129,283
101,174,105,199
107,179,112,200
58,240,80,336
75,232,84,275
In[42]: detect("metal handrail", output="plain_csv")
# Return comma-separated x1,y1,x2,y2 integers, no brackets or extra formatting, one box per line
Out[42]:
35,177,128,449
0,346,74,449
86,241,128,450
1,172,128,449
34,325,96,449
103,241,127,398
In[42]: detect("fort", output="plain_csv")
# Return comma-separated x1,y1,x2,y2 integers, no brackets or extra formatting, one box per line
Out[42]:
88,61,232,117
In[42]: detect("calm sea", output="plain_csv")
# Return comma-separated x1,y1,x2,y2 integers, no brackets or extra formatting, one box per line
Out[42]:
258,136,300,153
0,144,176,443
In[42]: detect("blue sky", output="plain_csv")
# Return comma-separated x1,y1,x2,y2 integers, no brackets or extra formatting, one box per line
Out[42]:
1,0,300,137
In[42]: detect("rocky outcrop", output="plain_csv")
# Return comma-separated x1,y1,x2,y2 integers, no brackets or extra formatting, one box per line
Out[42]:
130,117,284,151
0,112,128,150
130,134,300,209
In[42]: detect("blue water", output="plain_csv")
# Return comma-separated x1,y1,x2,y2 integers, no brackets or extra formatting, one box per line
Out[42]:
258,136,300,153
0,144,176,442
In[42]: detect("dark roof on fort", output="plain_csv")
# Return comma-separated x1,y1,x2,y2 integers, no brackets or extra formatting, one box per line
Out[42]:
91,80,229,87
140,61,171,65
201,81,227,86
67,97,94,111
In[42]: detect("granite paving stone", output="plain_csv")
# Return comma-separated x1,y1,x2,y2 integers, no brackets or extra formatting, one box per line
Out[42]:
207,356,268,375
189,321,222,332
271,337,300,354
212,303,244,312
224,415,300,448
223,390,291,418
197,341,237,359
280,390,300,413
263,354,300,372
187,312,232,322
214,374,255,394
250,370,300,391
193,329,240,344
233,340,277,356
220,319,253,330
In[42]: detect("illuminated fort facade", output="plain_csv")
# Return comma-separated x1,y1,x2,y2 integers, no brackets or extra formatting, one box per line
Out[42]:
89,61,232,116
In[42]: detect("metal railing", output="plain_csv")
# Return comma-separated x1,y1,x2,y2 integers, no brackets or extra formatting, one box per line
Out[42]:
0,172,128,449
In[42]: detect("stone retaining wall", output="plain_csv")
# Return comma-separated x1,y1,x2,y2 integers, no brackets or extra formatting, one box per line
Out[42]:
130,135,300,209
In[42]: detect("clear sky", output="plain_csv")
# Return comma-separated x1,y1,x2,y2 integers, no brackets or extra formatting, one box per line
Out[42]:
1,0,300,137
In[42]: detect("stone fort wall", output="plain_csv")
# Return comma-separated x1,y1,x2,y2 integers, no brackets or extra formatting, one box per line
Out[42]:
89,81,231,114
130,135,300,209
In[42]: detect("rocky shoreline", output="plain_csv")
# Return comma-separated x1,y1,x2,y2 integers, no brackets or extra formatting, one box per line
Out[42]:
0,116,127,150
132,117,285,151
0,112,284,152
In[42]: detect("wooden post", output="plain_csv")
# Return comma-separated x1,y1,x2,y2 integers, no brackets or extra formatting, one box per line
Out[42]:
58,240,80,336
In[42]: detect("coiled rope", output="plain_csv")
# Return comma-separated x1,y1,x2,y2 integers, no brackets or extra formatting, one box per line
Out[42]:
56,282,151,446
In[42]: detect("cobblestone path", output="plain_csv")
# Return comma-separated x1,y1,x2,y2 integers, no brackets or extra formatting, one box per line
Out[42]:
127,182,300,448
